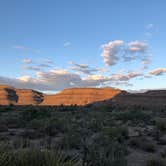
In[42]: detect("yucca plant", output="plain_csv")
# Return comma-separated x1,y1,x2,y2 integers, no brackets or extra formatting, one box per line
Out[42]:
14,148,81,166
0,144,12,166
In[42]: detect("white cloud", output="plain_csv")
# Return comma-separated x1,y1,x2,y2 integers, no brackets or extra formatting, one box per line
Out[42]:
23,66,41,71
0,68,142,91
101,40,150,66
101,40,124,66
149,68,166,76
127,41,147,53
22,59,33,64
141,58,151,65
70,62,99,75
18,75,32,82
111,71,142,81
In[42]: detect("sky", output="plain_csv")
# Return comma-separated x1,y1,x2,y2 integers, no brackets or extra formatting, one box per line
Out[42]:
0,0,166,93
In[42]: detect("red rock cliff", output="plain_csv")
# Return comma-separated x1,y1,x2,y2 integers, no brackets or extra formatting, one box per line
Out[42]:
0,85,18,105
41,88,122,106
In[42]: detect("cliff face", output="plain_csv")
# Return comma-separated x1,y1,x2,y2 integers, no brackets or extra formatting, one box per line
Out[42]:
0,85,166,107
41,88,122,106
0,85,43,105
16,89,43,105
0,85,18,105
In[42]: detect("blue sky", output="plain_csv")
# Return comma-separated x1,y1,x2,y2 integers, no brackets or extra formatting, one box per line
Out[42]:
0,0,166,92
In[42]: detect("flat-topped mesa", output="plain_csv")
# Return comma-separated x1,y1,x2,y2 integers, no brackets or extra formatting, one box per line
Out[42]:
41,87,123,106
0,85,18,105
16,89,44,105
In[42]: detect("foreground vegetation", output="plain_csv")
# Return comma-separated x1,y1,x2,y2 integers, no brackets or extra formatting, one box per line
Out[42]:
0,105,166,166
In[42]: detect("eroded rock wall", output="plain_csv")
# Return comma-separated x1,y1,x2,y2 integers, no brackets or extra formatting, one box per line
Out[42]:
41,88,122,106
0,85,18,105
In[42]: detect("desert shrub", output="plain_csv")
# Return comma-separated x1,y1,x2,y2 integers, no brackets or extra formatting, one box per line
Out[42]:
129,137,156,152
146,158,166,166
19,108,51,126
88,118,103,132
0,144,12,166
0,144,81,166
47,117,70,133
27,118,55,136
156,118,166,132
115,110,151,123
27,118,45,130
103,126,128,141
160,149,166,158
12,138,31,149
58,131,82,150
82,137,127,166
14,149,80,166
0,115,19,128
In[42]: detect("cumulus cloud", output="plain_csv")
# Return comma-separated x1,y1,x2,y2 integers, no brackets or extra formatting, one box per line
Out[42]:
0,68,142,91
127,41,147,53
3,39,154,91
101,40,150,66
111,71,142,81
70,62,99,75
101,40,124,66
149,68,166,76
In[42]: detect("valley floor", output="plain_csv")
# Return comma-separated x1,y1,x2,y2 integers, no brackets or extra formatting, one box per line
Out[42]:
0,105,166,166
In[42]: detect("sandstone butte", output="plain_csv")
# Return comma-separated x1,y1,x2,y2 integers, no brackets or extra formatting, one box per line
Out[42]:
0,84,166,107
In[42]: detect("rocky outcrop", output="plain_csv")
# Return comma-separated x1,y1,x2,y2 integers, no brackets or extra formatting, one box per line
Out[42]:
0,85,18,105
16,89,43,105
41,88,122,106
0,85,43,105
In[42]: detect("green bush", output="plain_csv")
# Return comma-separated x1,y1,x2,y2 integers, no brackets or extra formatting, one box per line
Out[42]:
130,137,156,152
0,144,81,166
103,126,128,141
19,108,51,126
115,110,151,123
82,139,127,166
146,158,166,166
156,118,166,132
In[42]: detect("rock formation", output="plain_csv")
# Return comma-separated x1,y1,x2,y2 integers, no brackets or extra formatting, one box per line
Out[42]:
16,89,43,105
0,85,43,105
0,85,166,108
0,85,18,105
41,88,122,106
